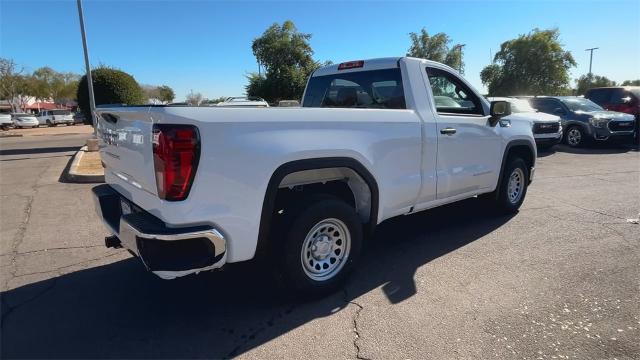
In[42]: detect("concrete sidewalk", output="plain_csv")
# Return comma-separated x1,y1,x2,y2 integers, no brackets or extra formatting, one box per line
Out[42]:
64,146,104,183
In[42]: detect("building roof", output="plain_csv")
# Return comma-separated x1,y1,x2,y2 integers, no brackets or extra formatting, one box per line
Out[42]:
24,102,70,110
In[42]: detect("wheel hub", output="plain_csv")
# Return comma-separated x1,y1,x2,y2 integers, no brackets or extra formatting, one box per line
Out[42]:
301,218,351,281
311,235,332,259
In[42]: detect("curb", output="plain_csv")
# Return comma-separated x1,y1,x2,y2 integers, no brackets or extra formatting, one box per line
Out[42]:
0,133,23,138
64,146,105,183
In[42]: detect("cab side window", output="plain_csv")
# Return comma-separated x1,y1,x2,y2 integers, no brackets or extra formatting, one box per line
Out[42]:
425,67,483,115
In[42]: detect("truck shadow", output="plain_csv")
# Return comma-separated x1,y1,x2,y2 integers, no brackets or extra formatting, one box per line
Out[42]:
1,198,513,359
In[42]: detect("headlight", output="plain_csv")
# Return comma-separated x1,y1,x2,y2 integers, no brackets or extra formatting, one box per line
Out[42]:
589,117,608,128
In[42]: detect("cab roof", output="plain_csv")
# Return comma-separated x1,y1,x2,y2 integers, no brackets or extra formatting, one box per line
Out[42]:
312,57,453,77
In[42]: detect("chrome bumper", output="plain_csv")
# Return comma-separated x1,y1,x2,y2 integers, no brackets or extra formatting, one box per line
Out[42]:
92,184,227,279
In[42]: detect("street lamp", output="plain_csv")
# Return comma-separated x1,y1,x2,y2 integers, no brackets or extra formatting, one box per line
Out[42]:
76,0,97,136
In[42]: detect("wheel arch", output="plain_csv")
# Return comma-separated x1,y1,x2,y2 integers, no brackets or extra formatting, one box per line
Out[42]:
255,157,379,258
498,140,536,187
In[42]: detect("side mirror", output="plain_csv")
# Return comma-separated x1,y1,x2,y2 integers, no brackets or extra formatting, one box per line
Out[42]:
553,107,566,115
489,101,511,126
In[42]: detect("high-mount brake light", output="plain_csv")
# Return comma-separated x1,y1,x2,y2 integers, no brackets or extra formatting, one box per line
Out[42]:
152,124,200,201
337,60,364,70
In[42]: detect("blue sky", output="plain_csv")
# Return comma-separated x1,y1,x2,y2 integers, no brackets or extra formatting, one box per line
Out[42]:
1,0,639,101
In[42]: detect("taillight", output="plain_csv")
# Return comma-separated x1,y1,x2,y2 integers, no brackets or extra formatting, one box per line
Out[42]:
152,124,200,201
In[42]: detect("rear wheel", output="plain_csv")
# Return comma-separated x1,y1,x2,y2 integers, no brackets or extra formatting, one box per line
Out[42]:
46,120,53,127
278,197,362,296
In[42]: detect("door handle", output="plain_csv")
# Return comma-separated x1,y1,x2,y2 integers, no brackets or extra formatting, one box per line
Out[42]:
440,127,457,135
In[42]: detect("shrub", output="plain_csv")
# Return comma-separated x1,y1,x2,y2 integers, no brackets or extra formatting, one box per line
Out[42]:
77,67,144,123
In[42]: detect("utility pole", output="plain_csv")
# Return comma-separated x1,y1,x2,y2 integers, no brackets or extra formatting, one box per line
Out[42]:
454,44,466,73
585,47,599,76
76,0,97,136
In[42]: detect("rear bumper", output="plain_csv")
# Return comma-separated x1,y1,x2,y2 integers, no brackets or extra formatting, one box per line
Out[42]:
92,184,227,279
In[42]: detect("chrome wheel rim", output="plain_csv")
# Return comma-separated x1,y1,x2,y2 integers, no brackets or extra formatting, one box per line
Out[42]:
507,168,525,204
301,218,351,281
567,128,581,146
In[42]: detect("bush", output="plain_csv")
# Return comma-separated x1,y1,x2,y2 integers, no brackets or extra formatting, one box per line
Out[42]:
77,67,144,123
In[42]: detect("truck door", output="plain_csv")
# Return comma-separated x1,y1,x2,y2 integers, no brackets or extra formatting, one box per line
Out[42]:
424,66,501,199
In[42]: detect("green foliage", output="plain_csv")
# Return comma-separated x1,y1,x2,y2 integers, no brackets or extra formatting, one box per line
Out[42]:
480,28,576,96
407,28,464,73
32,67,79,103
157,85,175,103
621,79,640,86
77,67,144,121
246,20,321,102
574,74,616,95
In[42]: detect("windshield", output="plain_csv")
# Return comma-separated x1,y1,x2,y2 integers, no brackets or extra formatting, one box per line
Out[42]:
51,110,71,115
507,99,536,113
561,98,603,112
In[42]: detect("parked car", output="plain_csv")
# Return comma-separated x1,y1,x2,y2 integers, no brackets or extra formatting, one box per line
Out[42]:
11,113,39,128
529,96,636,147
488,97,562,149
73,111,86,125
92,57,536,296
584,86,640,144
37,109,74,126
0,112,12,130
215,96,269,107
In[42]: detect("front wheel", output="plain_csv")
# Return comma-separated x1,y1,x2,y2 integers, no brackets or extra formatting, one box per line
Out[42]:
279,197,362,296
493,157,529,213
564,126,585,147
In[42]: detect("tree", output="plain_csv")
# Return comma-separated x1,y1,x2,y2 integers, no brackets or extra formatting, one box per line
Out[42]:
621,79,640,86
77,66,144,121
31,67,79,104
575,74,616,95
185,90,203,106
157,85,175,103
246,20,321,102
480,28,576,96
407,28,464,73
0,58,32,112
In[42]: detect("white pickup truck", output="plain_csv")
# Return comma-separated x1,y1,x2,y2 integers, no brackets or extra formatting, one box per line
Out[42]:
93,57,536,295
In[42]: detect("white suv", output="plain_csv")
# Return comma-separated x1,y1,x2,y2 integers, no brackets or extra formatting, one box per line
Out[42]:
37,109,74,126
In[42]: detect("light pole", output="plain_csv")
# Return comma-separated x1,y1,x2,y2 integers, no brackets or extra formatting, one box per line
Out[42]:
585,47,599,76
76,0,97,136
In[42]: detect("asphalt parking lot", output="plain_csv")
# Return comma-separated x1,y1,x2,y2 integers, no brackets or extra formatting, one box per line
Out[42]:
1,134,639,359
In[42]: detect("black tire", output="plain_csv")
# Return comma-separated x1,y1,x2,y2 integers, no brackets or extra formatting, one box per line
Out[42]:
46,120,52,127
493,157,529,213
564,125,585,147
279,197,362,297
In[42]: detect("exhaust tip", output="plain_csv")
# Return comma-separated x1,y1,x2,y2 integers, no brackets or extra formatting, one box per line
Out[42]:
105,235,122,249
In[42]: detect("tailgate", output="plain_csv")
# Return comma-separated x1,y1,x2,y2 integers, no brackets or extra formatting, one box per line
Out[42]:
96,108,158,196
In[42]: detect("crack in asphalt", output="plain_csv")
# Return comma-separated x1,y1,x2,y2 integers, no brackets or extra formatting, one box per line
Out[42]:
536,194,630,221
344,289,372,360
535,170,639,180
16,244,105,256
